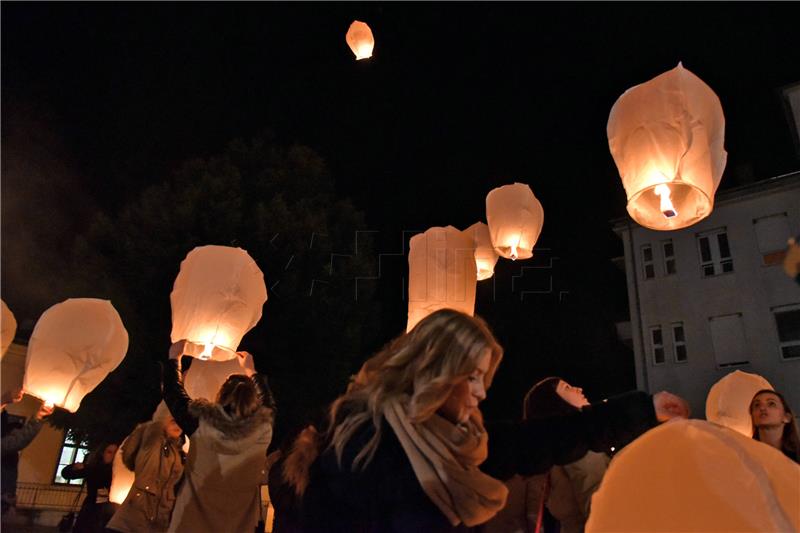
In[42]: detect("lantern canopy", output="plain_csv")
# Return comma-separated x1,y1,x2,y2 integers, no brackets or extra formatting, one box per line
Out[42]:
24,298,128,412
1,299,17,359
407,226,477,332
705,370,773,437
485,183,544,260
465,222,499,281
184,353,255,400
170,246,267,362
607,63,727,230
587,420,800,532
346,20,374,60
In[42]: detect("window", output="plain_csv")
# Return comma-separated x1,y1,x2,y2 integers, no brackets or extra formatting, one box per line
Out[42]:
709,313,749,367
650,326,665,364
773,304,800,360
672,322,687,362
641,244,655,280
698,229,733,277
754,213,790,266
662,239,676,275
53,433,89,485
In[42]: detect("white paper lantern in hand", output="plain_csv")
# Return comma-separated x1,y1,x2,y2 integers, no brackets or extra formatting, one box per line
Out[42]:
184,353,255,401
706,370,773,437
170,246,267,362
465,222,499,281
346,20,375,60
607,63,727,231
24,298,128,412
407,226,477,332
1,299,17,359
486,183,544,260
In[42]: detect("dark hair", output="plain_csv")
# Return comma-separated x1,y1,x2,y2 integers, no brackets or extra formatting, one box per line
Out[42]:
750,389,800,463
216,375,260,420
84,442,118,468
523,376,579,420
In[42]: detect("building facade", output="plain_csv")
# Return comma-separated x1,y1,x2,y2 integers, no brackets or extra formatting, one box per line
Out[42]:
613,172,800,417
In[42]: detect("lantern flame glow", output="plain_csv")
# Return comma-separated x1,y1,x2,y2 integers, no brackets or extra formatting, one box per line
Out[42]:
509,243,519,261
199,343,215,361
654,184,678,218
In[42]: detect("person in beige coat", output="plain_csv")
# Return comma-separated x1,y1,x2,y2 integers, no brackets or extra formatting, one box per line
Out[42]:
162,340,275,533
481,377,611,533
106,414,184,533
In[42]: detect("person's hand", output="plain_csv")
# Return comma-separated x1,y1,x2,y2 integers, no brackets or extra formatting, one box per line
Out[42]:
236,351,256,377
34,403,54,420
653,391,690,422
169,340,188,361
1,388,23,407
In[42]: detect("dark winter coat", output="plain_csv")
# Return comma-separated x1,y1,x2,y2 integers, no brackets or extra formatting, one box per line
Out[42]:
269,391,656,533
62,459,117,533
1,410,43,514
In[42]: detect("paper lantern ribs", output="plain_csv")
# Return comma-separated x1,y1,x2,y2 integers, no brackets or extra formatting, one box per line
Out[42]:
608,63,727,230
407,226,478,332
24,298,128,412
170,246,267,361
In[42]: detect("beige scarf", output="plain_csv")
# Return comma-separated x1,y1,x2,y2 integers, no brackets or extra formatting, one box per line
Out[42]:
384,397,508,527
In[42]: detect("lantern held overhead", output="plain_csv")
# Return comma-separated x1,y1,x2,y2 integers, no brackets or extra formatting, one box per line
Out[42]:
607,63,727,230
346,20,374,60
24,298,128,412
705,370,773,437
407,226,477,332
486,183,544,260
171,246,267,362
1,299,17,359
184,353,255,401
465,222,499,281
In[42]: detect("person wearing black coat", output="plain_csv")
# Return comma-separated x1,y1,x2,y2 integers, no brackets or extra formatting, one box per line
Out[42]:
269,309,689,533
61,443,118,533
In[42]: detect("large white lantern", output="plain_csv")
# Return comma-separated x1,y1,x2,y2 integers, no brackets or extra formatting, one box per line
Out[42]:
1,299,17,359
407,226,477,332
465,222,499,281
346,20,374,60
24,298,128,412
587,420,800,532
184,353,255,400
170,246,267,362
706,370,773,437
485,183,544,260
607,63,727,231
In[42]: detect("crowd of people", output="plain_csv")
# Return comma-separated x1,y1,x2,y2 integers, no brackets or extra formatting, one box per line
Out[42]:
1,308,798,532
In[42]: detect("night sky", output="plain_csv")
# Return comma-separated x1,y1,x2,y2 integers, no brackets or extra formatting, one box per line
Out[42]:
3,4,800,421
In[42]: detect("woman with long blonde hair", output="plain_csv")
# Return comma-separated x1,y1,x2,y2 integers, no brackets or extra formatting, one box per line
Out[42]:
271,309,688,532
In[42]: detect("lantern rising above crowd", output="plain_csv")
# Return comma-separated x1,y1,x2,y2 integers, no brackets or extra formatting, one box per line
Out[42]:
607,63,727,231
465,222,499,281
486,183,544,260
170,246,267,361
346,20,374,60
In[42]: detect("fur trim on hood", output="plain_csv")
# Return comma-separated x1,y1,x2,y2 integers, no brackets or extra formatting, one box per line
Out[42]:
188,399,274,440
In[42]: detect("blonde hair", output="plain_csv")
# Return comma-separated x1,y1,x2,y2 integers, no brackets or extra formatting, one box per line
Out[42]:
283,309,503,495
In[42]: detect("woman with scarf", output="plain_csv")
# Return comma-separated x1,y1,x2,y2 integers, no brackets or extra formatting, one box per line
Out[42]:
271,309,688,532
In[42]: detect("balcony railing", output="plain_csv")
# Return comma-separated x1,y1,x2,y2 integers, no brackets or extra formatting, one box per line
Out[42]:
15,482,85,512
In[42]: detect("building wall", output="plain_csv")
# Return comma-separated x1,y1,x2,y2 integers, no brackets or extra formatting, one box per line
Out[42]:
616,175,800,416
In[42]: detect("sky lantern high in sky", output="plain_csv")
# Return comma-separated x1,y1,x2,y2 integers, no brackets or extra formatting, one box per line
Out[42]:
170,246,267,362
485,183,544,261
465,222,499,281
1,299,17,359
407,226,477,332
607,63,727,231
705,370,773,437
23,298,128,412
346,20,374,60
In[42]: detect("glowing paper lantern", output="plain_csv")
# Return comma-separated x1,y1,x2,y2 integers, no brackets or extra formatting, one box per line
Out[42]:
485,183,544,260
170,246,267,362
346,20,374,60
706,370,773,437
1,299,17,358
607,63,727,231
109,437,135,504
23,299,127,412
465,222,499,281
587,419,799,532
184,353,255,400
407,226,477,332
